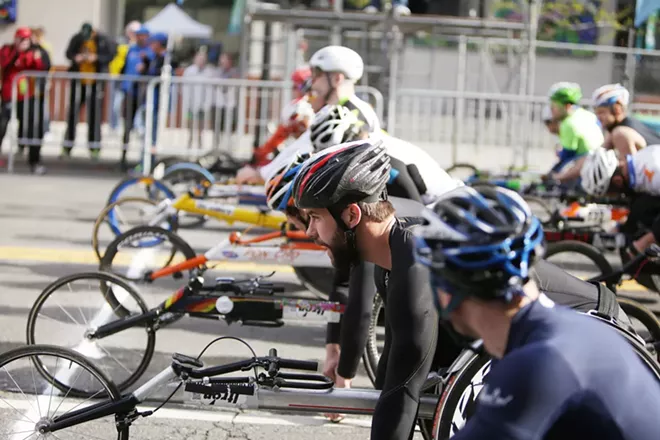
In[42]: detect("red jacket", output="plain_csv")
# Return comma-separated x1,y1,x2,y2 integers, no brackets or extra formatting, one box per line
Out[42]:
0,44,46,102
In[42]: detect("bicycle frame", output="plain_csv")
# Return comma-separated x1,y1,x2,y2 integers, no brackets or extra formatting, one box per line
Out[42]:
92,282,344,340
43,344,485,434
148,230,331,281
144,192,286,231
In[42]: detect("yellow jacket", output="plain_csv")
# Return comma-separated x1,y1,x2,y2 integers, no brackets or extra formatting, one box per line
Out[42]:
109,43,129,76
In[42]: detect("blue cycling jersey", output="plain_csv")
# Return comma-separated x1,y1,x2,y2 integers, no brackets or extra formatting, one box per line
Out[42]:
453,295,660,440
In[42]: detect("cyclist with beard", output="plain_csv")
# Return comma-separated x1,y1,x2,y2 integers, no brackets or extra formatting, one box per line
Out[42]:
412,185,660,439
592,83,660,157
290,141,635,438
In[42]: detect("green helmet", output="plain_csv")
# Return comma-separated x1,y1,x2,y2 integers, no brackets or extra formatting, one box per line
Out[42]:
548,82,582,105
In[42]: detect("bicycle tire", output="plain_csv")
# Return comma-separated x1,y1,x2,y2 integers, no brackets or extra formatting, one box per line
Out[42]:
92,197,177,261
100,225,198,288
153,155,189,179
544,240,614,288
363,294,384,387
26,271,156,396
293,267,336,299
523,195,554,224
433,352,491,439
107,176,176,206
162,162,216,186
446,163,479,176
106,177,176,235
617,297,660,358
0,344,127,440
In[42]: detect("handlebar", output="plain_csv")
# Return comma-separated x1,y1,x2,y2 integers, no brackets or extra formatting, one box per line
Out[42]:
173,347,332,390
188,272,286,296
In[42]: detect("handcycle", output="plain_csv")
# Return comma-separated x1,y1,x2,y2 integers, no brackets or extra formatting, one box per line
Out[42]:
25,271,346,399
93,225,383,386
6,293,659,440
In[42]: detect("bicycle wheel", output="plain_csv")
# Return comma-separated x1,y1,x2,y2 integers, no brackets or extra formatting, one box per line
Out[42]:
446,163,479,181
544,241,614,288
523,195,554,224
293,267,336,299
27,271,156,397
363,294,384,387
92,197,177,261
433,352,491,439
617,297,660,360
0,344,128,439
100,225,198,286
107,176,175,206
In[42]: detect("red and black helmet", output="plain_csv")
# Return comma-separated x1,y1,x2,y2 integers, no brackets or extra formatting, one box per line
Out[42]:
292,139,390,210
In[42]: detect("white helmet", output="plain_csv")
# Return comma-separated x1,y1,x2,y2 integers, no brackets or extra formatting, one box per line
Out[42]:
310,105,363,152
591,83,630,108
309,46,364,82
580,147,619,196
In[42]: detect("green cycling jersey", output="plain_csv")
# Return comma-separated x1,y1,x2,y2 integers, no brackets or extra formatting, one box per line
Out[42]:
558,106,604,155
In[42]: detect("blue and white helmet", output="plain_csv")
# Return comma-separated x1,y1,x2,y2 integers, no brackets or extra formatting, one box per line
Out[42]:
592,83,630,108
413,186,545,306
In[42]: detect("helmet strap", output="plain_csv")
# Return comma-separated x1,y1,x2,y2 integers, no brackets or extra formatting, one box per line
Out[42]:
328,204,359,255
323,72,335,105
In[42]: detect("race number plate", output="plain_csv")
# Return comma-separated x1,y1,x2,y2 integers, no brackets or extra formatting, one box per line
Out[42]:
281,300,342,323
184,383,256,409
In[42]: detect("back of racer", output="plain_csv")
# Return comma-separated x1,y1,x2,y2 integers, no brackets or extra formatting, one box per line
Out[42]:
308,104,461,203
547,82,604,184
626,144,660,195
455,296,660,440
581,146,660,290
559,106,603,157
592,83,660,157
413,185,660,440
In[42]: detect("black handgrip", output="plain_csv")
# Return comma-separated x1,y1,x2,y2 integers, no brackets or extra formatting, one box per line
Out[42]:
278,358,318,372
268,348,278,376
254,288,276,296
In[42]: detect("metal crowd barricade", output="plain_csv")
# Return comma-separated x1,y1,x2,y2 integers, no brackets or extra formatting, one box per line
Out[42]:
5,71,157,172
390,89,557,170
140,76,385,174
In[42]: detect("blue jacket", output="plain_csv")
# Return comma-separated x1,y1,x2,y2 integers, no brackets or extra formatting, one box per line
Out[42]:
121,43,154,93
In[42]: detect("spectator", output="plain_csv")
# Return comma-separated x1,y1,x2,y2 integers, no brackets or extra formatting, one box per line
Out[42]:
133,32,174,173
213,51,239,147
182,50,215,150
62,22,117,159
344,0,410,16
31,27,52,61
119,25,153,170
109,20,140,134
0,27,48,173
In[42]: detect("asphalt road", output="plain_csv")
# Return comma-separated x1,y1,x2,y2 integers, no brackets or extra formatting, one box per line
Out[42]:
0,170,658,440
0,171,382,440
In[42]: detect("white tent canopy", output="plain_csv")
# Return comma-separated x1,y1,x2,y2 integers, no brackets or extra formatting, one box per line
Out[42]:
143,3,213,38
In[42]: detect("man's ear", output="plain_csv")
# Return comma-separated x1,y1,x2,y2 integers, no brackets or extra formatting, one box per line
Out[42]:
342,203,362,229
